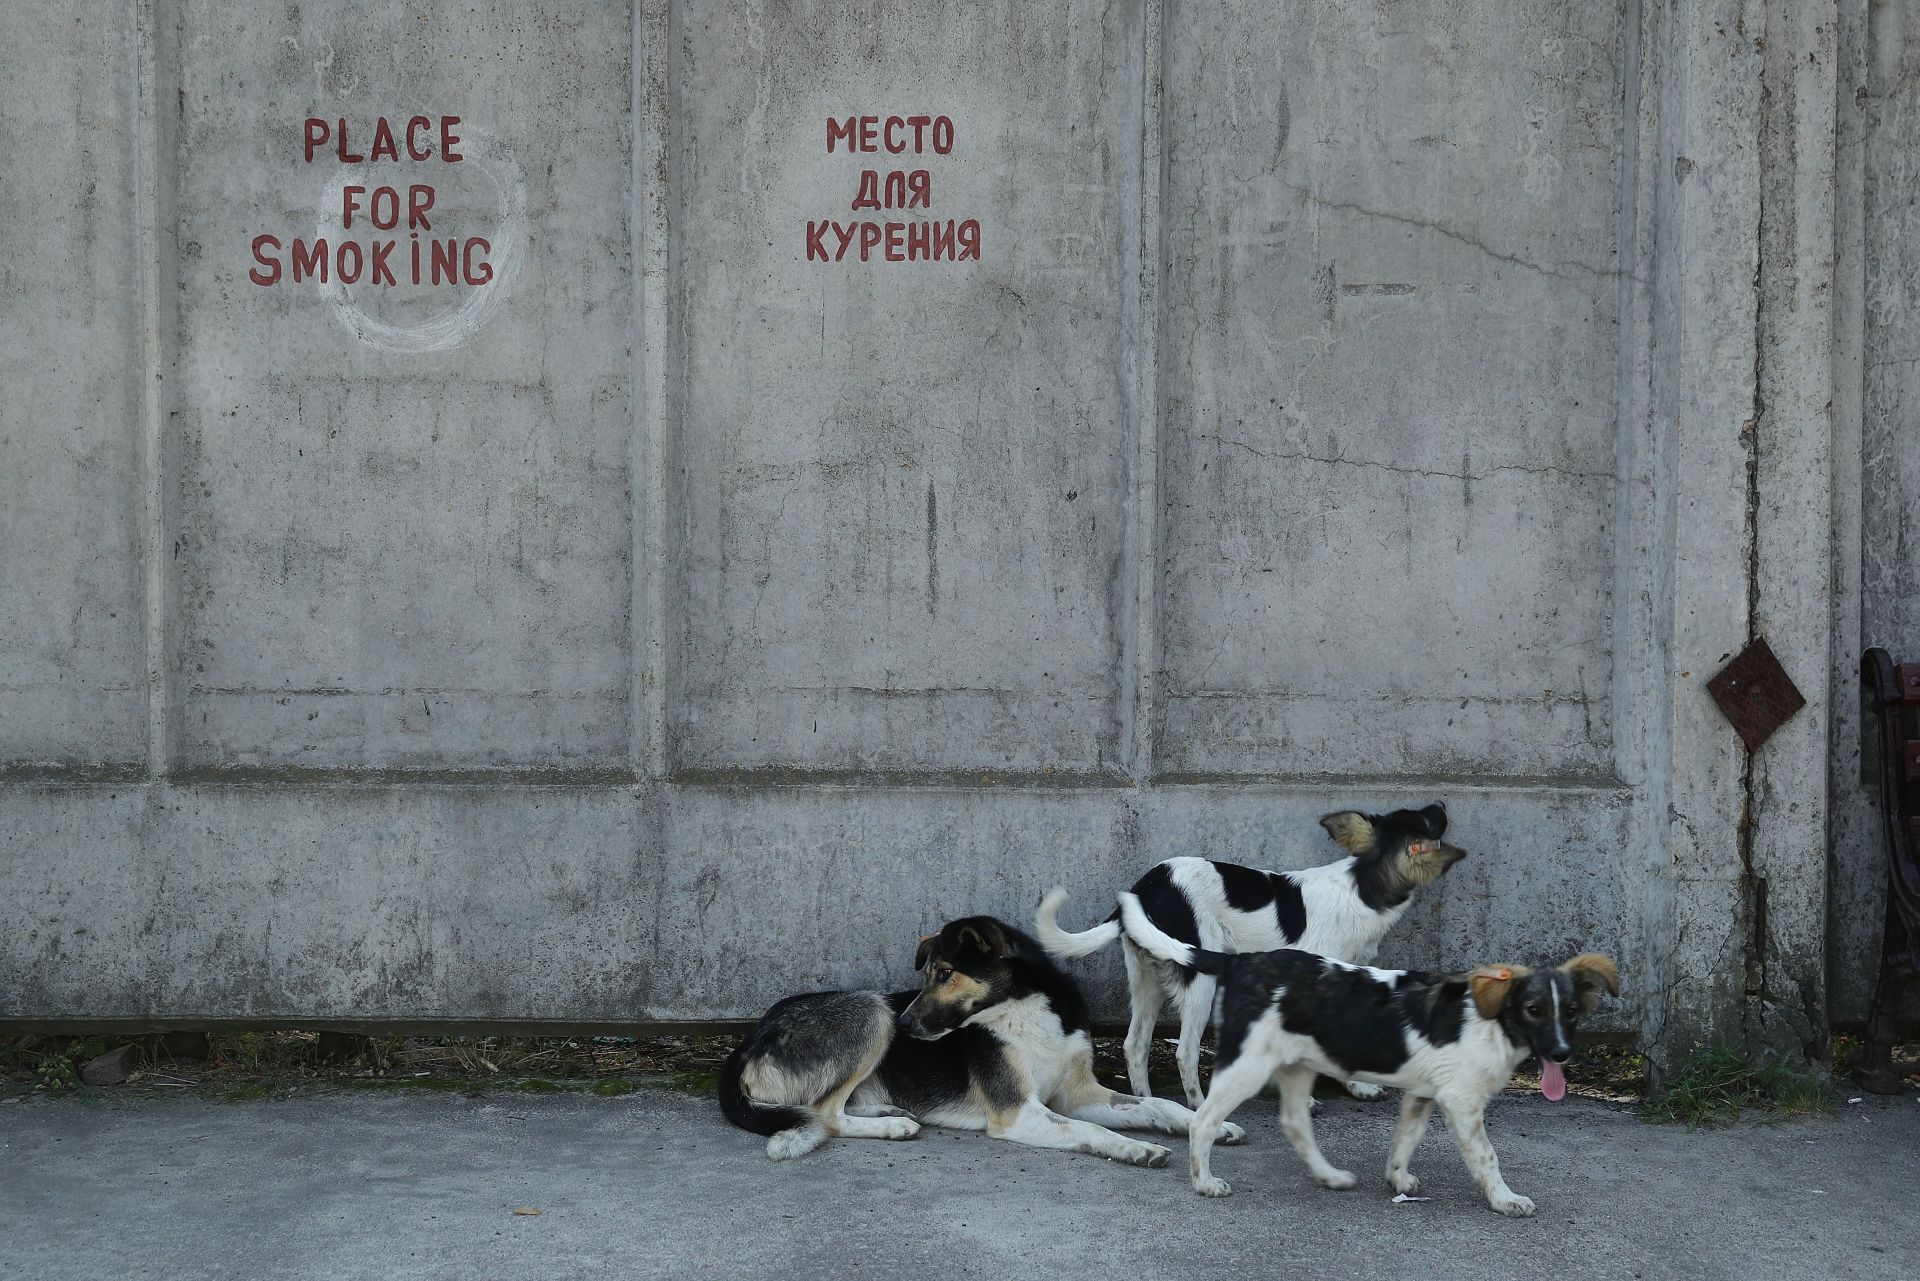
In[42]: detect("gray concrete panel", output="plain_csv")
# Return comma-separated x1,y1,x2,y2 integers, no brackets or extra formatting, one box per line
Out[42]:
0,779,1637,1032
172,1,633,771
0,11,146,766
668,0,1143,777
1157,0,1626,780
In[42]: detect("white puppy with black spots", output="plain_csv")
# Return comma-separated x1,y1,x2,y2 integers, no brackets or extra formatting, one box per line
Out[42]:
1115,891,1618,1216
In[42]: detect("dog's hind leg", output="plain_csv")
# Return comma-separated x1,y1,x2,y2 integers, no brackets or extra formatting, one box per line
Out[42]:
1184,1051,1269,1197
1054,1058,1245,1145
748,993,908,1160
1275,1066,1355,1190
812,1020,919,1147
1174,972,1217,1108
1385,1093,1434,1194
832,1113,921,1140
843,1102,915,1119
1121,940,1163,1098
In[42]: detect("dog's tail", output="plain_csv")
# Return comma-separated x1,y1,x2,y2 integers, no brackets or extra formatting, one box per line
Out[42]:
1117,892,1232,976
717,1040,827,1160
1035,887,1123,960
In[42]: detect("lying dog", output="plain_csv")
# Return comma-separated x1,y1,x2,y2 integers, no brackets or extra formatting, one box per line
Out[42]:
1036,804,1466,1105
1117,891,1617,1216
718,914,1245,1163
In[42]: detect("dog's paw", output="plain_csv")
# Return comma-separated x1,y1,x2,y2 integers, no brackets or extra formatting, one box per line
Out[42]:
1193,1174,1233,1198
1489,1192,1536,1218
1387,1169,1420,1195
765,1125,826,1161
1216,1121,1247,1146
1114,1140,1171,1168
878,1117,921,1140
1344,1080,1386,1102
1314,1167,1358,1190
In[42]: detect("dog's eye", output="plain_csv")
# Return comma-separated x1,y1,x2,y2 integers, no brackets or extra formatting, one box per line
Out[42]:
1524,1003,1544,1020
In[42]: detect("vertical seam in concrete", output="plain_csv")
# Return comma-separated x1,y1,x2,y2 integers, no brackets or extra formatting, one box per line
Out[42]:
1638,0,1682,1059
1744,0,1840,1051
635,0,677,781
133,0,178,779
1826,0,1869,1015
1609,0,1646,788
1740,99,1764,996
1123,0,1170,787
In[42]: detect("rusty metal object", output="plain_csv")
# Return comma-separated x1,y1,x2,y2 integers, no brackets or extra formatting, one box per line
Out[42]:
1856,648,1920,1094
1707,637,1807,752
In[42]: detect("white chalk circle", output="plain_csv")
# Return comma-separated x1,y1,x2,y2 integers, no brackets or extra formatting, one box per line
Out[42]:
313,126,527,354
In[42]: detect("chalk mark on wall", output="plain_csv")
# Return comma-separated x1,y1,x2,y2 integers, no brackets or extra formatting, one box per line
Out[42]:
313,126,527,354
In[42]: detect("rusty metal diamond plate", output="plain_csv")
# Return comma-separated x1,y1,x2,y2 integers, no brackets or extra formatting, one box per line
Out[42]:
1707,637,1807,752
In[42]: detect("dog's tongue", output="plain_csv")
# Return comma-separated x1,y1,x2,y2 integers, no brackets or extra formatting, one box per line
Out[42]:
1539,1058,1567,1102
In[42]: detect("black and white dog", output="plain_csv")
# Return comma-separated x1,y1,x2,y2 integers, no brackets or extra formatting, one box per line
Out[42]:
1116,891,1618,1216
718,914,1245,1163
1036,804,1466,1105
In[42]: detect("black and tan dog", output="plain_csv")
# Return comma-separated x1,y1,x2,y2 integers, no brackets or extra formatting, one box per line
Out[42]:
718,915,1245,1162
1117,892,1618,1216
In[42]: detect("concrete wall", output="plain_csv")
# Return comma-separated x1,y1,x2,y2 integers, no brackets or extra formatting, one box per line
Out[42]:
0,0,1871,1064
0,16,146,766
1830,0,1920,1025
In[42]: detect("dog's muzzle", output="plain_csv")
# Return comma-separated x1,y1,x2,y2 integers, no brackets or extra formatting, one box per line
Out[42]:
897,1005,950,1041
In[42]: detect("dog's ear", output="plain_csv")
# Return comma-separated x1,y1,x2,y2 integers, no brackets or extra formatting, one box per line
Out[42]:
913,934,937,971
1319,811,1376,856
1419,802,1448,837
1560,953,1619,1014
956,922,1007,959
1468,965,1522,1020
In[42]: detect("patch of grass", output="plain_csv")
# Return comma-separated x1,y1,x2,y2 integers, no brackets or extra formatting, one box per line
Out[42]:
1643,1044,1832,1127
220,1082,274,1102
508,1078,563,1094
343,1075,488,1094
591,1076,637,1096
662,1070,720,1099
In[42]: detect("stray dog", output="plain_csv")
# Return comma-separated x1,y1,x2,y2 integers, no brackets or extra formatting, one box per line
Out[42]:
1117,892,1617,1216
717,914,1245,1163
1036,804,1466,1105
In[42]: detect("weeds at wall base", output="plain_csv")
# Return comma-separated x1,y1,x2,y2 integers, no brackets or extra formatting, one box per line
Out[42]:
1641,1044,1837,1127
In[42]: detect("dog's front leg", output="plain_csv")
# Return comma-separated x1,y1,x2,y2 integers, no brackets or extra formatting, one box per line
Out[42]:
1183,1052,1270,1197
1439,1097,1533,1217
1054,1067,1245,1145
1385,1094,1434,1193
987,1099,1170,1167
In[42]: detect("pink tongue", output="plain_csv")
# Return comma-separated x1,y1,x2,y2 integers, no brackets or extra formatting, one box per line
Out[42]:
1539,1058,1567,1101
